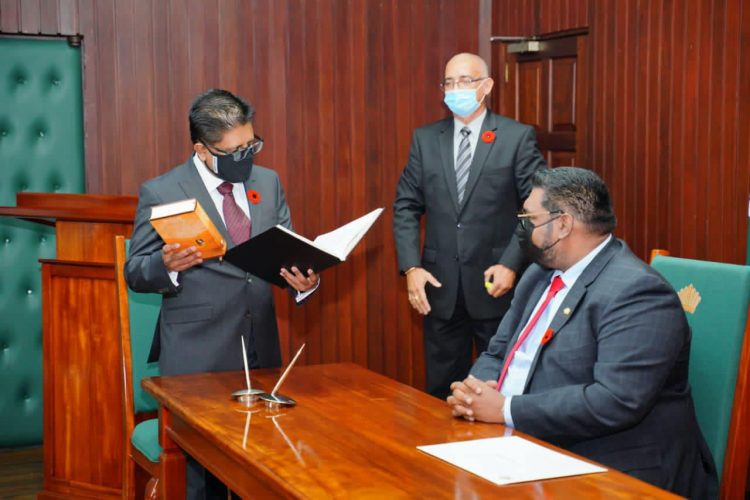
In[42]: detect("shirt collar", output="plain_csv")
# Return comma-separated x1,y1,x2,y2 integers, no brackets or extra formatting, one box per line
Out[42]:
193,154,229,191
454,108,487,138
555,234,613,288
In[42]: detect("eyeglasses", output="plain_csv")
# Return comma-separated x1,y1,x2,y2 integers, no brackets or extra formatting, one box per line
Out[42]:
517,210,564,231
202,135,264,161
439,76,488,91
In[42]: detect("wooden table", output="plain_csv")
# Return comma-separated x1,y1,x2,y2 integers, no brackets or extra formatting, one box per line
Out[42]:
143,363,679,499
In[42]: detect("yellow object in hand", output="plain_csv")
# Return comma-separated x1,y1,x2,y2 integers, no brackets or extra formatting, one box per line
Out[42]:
484,281,493,290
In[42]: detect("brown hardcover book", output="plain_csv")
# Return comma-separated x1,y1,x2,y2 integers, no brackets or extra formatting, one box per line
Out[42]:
149,199,226,259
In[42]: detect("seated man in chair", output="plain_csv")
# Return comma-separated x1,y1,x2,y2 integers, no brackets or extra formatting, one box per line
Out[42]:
448,167,717,498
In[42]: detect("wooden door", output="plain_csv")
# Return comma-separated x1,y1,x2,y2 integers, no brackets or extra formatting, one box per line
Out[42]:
492,32,588,168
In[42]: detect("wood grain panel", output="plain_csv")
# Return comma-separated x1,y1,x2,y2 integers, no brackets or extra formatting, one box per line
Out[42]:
7,0,745,391
516,60,543,127
549,57,576,132
42,262,121,498
492,0,750,266
1,1,479,389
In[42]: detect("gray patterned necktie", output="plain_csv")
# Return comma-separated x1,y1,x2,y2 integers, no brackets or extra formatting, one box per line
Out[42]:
455,127,472,204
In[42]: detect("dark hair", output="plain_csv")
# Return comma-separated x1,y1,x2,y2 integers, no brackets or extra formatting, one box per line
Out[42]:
189,89,255,144
531,167,617,235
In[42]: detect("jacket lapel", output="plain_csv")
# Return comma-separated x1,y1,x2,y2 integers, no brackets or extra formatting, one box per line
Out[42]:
243,173,263,237
522,238,622,392
459,112,498,213
438,119,460,213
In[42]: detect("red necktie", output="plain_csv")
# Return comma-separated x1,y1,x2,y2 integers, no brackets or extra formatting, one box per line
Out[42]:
217,182,252,245
497,276,565,390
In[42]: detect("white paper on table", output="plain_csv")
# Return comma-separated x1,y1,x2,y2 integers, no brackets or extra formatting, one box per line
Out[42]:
417,436,607,486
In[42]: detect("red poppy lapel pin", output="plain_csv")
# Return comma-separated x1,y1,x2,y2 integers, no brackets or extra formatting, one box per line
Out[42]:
541,328,555,346
247,189,261,204
482,130,496,143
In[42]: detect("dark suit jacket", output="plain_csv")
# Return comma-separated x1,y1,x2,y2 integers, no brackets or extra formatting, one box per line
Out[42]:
393,111,547,320
472,238,717,498
125,158,292,376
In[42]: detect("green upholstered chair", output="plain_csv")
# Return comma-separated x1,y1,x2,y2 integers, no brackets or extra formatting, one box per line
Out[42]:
115,236,162,498
651,254,750,499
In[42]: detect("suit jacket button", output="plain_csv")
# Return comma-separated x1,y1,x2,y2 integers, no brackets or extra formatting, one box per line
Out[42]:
245,312,252,318
454,255,459,261
456,223,461,228
246,277,252,283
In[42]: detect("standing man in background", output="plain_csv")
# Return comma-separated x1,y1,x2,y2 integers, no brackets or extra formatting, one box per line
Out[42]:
393,53,547,399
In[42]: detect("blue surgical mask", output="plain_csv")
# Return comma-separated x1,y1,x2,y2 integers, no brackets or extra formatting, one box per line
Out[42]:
444,89,482,117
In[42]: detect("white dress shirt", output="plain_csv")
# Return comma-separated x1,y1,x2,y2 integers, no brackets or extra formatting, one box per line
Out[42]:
502,235,612,426
452,108,487,164
168,155,317,302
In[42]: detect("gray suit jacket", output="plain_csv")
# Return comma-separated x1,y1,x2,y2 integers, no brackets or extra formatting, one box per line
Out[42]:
125,158,292,376
393,111,547,320
472,238,717,497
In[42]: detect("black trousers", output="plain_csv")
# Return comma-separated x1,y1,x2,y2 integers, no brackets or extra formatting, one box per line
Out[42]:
423,285,501,400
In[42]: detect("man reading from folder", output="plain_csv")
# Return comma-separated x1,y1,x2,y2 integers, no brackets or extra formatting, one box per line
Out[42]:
127,88,319,373
447,168,716,498
126,88,318,498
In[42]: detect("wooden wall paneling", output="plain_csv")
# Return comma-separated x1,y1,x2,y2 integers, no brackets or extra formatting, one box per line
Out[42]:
115,0,137,196
150,0,171,184
317,0,338,366
380,0,398,379
166,0,191,165
129,0,155,195
492,0,536,37
15,0,730,394
517,60,543,128
301,0,324,367
575,35,589,167
57,0,75,35
539,0,589,34
395,0,419,387
277,0,303,364
364,0,385,375
393,0,415,383
77,0,98,191
0,0,20,33
612,0,630,250
92,0,117,194
263,0,293,362
738,1,750,268
19,0,40,34
39,0,59,34
347,0,369,369
627,0,645,250
331,0,353,366
693,0,714,260
720,1,750,261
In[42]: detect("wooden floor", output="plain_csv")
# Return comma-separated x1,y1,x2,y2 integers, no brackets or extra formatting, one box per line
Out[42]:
0,447,43,499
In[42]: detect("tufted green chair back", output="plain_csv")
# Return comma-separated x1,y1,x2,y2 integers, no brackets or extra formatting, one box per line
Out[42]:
651,255,750,480
0,37,84,447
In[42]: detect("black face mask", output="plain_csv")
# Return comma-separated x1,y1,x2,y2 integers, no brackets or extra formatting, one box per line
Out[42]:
211,151,254,183
516,219,561,268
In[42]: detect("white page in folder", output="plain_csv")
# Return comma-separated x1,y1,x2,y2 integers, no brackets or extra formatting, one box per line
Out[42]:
313,208,383,260
418,436,606,486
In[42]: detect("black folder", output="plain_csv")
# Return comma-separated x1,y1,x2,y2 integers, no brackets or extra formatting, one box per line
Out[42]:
224,208,383,288
224,227,342,287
